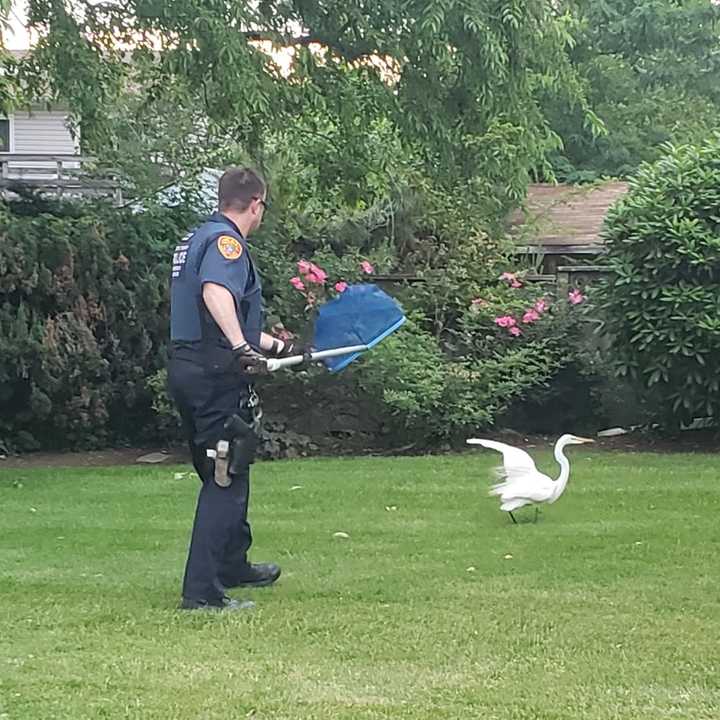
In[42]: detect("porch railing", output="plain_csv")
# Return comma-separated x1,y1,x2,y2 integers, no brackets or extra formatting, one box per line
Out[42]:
0,154,122,204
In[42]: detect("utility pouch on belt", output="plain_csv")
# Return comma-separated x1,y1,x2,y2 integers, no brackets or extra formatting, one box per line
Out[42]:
206,439,232,488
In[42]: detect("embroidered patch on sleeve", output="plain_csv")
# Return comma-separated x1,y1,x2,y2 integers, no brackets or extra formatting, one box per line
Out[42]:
217,235,243,260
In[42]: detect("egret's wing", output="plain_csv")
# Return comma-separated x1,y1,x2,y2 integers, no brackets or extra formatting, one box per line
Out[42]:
467,438,556,504
466,438,539,481
496,471,556,504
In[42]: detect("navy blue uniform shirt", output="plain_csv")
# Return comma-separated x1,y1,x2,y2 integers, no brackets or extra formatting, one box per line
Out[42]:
170,212,263,349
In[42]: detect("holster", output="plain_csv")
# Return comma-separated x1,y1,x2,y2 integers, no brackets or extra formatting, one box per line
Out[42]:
225,413,258,474
207,412,259,487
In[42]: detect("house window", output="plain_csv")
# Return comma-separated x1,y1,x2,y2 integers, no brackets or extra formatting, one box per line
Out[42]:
0,117,9,153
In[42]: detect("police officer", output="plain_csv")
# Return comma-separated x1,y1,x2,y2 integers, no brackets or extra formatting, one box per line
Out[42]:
168,167,300,611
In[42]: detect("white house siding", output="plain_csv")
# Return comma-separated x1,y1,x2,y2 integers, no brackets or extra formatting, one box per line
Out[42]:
13,108,78,154
2,108,79,177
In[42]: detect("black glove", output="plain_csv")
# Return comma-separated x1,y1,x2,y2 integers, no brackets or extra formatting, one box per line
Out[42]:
267,339,307,358
268,338,313,369
232,343,268,376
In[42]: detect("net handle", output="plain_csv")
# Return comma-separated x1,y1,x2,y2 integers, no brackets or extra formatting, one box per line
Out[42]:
265,344,368,372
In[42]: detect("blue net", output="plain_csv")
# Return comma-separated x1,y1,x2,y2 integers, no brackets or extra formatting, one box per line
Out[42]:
312,284,406,372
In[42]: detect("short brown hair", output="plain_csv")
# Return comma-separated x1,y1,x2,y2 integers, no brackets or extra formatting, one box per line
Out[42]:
218,167,266,212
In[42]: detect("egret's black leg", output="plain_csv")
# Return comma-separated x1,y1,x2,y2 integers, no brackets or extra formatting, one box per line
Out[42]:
508,511,518,524
533,507,539,523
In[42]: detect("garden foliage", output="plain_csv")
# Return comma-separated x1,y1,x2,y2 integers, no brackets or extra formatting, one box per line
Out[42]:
0,184,595,451
0,197,198,449
597,136,720,425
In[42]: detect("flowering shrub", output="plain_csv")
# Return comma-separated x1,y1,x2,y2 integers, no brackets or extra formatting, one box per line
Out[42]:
357,314,570,443
349,260,596,443
288,257,375,311
459,270,587,349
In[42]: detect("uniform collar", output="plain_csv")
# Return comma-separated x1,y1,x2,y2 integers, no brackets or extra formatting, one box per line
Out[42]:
210,211,245,238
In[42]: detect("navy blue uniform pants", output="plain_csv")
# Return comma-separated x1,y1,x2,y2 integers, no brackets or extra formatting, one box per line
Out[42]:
168,352,256,603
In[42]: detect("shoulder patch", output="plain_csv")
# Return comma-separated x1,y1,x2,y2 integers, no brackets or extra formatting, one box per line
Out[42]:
217,235,243,260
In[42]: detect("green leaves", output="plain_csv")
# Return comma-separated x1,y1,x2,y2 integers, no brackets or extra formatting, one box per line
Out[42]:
16,0,592,208
545,0,720,181
597,134,720,426
0,197,200,450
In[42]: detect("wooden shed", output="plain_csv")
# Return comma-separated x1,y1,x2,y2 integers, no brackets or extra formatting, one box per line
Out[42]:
509,181,629,282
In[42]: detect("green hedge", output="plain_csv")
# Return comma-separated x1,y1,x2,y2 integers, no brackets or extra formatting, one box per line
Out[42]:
598,136,720,425
0,197,199,450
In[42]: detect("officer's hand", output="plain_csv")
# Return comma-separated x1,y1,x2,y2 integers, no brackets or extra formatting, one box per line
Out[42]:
232,343,269,376
268,339,308,358
269,339,313,370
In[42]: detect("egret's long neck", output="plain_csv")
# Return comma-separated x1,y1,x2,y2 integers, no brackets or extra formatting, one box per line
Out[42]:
551,441,571,502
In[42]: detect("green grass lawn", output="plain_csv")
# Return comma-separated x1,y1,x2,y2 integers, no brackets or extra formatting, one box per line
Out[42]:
1,450,719,719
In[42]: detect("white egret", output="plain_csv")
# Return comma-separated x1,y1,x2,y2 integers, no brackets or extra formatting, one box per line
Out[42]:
466,434,594,523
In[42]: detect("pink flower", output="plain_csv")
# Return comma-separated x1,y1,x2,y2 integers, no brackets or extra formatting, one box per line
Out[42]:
296,260,328,284
534,298,548,313
471,298,488,307
568,289,586,305
360,260,375,274
305,262,328,284
310,262,327,280
290,276,305,291
494,315,517,328
509,326,522,337
522,309,540,324
334,281,348,292
500,272,522,288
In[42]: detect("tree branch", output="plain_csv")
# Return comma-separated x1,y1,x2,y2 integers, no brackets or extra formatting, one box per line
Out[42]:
242,31,374,63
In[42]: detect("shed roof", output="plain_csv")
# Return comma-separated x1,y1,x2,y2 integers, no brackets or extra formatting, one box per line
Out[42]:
510,181,629,254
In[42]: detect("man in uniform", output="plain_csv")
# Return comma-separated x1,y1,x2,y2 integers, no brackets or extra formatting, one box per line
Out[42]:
168,167,300,611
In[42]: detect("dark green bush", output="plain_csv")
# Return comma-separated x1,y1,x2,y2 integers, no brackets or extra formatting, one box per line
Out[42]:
0,197,199,450
597,136,720,425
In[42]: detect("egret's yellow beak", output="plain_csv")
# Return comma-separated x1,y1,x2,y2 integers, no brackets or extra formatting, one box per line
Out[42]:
577,436,595,443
